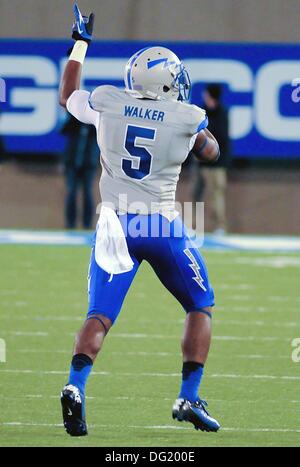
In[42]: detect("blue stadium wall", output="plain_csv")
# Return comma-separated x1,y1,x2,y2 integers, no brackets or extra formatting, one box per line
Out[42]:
0,40,299,159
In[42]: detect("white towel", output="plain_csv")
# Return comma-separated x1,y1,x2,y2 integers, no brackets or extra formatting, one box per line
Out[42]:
95,206,134,275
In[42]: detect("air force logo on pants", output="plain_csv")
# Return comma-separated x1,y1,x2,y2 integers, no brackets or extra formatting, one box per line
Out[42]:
183,249,207,292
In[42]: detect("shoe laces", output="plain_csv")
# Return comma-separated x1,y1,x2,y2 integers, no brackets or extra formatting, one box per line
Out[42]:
194,398,209,412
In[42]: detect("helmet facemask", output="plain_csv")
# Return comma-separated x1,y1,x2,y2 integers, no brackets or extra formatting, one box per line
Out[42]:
168,63,191,102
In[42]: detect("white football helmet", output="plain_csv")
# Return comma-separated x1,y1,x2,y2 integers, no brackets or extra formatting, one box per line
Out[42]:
124,46,191,102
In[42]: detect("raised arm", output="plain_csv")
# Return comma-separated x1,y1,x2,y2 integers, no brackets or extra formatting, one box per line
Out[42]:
59,4,95,108
59,59,83,108
192,128,220,164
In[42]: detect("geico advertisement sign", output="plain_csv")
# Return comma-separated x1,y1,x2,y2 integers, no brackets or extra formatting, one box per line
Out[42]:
0,53,299,151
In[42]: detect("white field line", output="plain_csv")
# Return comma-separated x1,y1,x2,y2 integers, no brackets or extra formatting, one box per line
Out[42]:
268,296,297,302
2,315,300,328
230,295,252,301
2,394,300,405
219,307,300,314
234,257,300,268
8,349,293,360
14,349,72,354
209,374,300,381
2,331,296,343
214,320,300,328
9,331,49,337
110,334,293,343
218,284,255,290
146,426,300,434
236,354,290,360
2,305,300,322
0,395,173,402
13,349,175,357
0,290,18,296
1,421,300,434
1,369,300,381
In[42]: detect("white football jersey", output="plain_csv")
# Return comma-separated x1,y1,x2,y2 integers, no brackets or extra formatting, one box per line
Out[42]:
67,85,207,214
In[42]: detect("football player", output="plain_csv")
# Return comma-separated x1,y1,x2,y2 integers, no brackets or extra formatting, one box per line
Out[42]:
59,4,221,436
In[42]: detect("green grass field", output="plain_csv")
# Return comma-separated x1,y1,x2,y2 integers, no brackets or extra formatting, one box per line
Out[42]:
0,244,299,447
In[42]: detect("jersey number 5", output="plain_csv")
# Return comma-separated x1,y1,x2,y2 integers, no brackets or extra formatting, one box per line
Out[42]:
122,125,156,180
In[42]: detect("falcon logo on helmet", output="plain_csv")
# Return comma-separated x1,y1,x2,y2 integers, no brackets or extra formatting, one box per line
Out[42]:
124,46,191,102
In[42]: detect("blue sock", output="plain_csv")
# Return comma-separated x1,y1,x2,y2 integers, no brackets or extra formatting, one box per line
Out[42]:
68,353,93,396
179,361,204,403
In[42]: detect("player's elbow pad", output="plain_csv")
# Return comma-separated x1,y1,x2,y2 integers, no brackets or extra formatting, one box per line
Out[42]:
212,144,221,163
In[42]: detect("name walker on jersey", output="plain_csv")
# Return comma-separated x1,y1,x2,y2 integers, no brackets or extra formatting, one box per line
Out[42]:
124,105,165,122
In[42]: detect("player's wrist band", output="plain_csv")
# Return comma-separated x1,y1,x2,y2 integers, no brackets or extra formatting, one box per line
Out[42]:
69,40,88,65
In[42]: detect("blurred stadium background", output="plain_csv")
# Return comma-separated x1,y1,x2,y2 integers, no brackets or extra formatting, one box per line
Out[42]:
0,0,299,235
